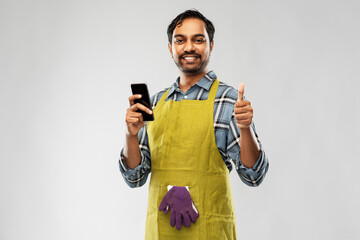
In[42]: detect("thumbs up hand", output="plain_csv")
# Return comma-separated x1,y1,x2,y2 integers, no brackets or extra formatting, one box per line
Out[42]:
234,83,253,129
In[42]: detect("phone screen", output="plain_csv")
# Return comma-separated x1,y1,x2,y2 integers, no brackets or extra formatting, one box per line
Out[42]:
131,83,154,121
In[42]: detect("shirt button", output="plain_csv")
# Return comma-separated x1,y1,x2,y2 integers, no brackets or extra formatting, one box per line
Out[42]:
184,95,188,99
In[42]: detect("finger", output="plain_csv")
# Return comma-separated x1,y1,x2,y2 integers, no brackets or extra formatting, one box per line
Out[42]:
159,195,169,212
126,117,141,124
236,117,250,127
188,209,199,223
126,111,143,118
183,212,191,227
176,212,182,230
126,116,142,124
235,100,250,108
138,114,144,123
163,206,169,214
237,118,252,124
170,209,176,227
234,106,252,115
236,119,252,127
238,83,245,100
236,117,252,127
235,112,253,120
128,94,142,106
129,103,153,115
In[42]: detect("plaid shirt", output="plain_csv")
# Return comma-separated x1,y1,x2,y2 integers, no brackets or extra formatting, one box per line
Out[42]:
119,71,269,187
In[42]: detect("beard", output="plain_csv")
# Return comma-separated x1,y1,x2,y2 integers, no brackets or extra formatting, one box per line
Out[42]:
174,53,211,75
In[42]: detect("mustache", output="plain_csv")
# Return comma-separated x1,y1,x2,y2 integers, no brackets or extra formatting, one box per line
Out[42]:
180,53,201,59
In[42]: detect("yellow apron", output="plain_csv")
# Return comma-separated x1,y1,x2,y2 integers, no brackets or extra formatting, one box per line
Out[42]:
146,79,237,240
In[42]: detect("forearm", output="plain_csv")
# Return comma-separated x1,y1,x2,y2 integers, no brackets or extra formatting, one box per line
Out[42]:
123,133,141,170
240,126,260,168
119,128,151,188
123,93,153,170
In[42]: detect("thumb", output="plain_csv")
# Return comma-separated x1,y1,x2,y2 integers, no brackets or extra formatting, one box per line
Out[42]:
238,83,245,100
159,195,169,212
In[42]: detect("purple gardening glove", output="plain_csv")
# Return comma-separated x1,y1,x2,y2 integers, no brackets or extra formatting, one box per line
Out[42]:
159,186,199,230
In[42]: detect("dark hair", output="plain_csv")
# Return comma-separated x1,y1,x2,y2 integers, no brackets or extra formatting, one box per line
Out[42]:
167,9,215,44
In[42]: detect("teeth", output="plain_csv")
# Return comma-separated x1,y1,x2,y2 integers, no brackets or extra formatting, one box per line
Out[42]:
184,57,196,60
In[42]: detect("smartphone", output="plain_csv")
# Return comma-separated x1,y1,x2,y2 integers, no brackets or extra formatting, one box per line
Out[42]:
131,83,154,121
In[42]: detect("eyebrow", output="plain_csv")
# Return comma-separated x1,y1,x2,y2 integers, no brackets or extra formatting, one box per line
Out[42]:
174,34,206,39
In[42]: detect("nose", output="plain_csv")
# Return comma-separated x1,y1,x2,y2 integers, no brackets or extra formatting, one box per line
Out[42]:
184,40,195,53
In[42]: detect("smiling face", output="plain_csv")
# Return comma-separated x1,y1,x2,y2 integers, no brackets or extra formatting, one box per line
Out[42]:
168,18,214,76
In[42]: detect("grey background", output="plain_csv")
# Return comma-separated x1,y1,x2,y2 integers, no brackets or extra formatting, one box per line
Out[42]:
1,0,359,239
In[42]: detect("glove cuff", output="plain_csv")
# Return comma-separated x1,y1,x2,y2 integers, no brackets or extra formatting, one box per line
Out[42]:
166,185,198,215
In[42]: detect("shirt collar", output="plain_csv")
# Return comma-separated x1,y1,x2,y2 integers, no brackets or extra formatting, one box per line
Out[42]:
167,70,217,97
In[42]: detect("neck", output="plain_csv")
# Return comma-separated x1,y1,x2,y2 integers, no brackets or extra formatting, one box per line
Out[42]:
178,69,208,92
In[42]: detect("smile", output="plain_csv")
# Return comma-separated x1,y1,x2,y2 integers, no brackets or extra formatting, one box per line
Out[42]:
181,56,200,63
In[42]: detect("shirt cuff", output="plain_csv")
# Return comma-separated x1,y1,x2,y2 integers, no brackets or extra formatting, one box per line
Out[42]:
237,150,269,187
118,149,150,188
119,148,130,172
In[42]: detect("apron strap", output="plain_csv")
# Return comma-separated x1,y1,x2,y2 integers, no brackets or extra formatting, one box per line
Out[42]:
206,78,219,103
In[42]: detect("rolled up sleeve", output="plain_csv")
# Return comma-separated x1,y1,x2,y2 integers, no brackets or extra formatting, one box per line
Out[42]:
236,148,269,187
118,124,151,188
228,118,269,187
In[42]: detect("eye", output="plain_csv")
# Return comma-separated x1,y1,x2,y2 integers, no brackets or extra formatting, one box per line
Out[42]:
195,38,205,43
174,39,184,44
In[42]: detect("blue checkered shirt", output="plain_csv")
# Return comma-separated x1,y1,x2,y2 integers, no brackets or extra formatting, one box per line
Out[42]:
119,71,269,187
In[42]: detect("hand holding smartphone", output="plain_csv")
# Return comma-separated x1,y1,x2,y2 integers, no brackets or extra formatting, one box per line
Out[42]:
131,83,154,121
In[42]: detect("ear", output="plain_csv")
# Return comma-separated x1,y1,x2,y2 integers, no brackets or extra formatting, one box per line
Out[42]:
168,42,173,58
210,41,214,52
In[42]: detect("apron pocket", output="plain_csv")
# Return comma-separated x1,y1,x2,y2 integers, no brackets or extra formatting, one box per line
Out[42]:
158,185,200,240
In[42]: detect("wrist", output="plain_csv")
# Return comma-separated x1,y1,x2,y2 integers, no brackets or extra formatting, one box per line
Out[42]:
238,124,251,131
239,126,254,138
126,131,139,141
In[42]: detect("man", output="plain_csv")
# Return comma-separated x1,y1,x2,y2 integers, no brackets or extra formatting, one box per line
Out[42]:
119,9,269,240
